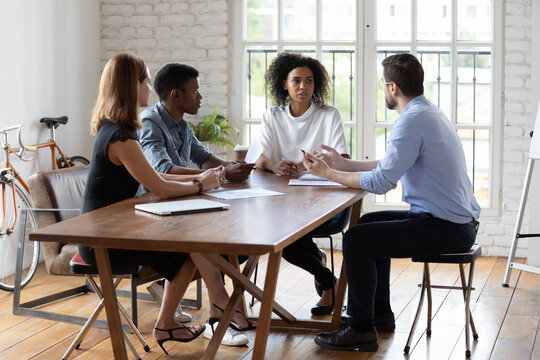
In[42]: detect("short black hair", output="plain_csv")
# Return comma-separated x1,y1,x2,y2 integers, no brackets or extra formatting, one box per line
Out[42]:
381,54,424,97
154,63,199,101
265,52,330,106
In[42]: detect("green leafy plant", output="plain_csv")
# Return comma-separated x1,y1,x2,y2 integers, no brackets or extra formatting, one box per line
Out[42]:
189,106,239,148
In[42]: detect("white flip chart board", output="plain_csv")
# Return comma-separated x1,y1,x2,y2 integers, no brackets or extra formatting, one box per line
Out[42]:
530,105,540,159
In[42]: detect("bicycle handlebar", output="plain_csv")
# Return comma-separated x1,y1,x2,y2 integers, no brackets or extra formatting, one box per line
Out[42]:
0,124,33,160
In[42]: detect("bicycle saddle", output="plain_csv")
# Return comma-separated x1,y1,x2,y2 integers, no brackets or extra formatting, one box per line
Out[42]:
40,116,68,128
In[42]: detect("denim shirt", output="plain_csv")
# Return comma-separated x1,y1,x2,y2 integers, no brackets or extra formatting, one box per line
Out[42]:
359,95,481,224
138,103,212,174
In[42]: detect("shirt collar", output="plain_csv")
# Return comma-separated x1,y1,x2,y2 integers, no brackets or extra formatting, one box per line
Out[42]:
402,95,426,114
156,102,185,130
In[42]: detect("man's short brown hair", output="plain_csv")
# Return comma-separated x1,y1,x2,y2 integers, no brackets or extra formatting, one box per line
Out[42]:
381,53,424,97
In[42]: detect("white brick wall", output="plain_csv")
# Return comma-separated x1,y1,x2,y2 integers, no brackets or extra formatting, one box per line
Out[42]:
99,0,536,257
496,0,533,257
100,0,231,124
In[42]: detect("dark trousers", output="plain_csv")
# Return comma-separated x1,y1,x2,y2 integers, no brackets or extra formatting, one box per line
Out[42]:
282,234,334,291
343,211,476,320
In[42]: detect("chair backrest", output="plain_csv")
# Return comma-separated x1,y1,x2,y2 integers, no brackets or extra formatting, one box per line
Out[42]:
28,166,89,275
311,206,353,237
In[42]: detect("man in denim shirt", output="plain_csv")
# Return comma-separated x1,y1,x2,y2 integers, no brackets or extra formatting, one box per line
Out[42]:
139,63,254,181
302,54,480,352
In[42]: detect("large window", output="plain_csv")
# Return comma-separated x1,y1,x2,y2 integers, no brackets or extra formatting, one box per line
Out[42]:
239,0,501,214
241,0,359,156
363,0,501,214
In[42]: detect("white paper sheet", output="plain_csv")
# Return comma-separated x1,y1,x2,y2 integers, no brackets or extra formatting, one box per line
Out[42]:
288,179,346,187
205,188,284,199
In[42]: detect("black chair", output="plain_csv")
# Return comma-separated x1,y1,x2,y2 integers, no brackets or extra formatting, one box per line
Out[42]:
62,252,150,360
249,206,352,306
404,243,482,359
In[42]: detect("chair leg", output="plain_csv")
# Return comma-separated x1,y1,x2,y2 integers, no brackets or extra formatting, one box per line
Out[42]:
329,235,335,304
196,277,202,309
464,262,476,358
131,275,138,328
62,275,145,360
425,263,432,336
404,265,428,354
250,262,259,307
459,264,478,339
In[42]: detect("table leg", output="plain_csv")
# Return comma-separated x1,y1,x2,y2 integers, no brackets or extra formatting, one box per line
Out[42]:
253,251,282,360
94,247,127,360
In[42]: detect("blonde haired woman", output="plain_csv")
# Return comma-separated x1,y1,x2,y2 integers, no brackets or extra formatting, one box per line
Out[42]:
80,53,254,353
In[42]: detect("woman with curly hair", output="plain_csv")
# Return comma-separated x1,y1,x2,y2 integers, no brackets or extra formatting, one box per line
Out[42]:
255,52,349,315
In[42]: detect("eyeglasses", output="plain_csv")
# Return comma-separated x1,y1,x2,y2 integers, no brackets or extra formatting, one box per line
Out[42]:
377,79,391,90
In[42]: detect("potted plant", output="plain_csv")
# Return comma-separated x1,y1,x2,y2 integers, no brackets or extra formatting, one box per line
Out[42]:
189,106,239,150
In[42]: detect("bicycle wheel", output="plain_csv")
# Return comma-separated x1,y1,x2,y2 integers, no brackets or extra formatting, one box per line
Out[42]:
0,182,39,291
67,155,90,167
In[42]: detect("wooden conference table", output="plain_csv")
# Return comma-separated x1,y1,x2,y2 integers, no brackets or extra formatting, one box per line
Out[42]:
29,169,366,359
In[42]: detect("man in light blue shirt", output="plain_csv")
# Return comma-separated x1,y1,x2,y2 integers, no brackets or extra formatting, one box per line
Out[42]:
303,54,480,352
139,63,254,181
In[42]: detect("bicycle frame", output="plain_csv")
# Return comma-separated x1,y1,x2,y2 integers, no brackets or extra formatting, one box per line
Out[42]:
1,125,71,234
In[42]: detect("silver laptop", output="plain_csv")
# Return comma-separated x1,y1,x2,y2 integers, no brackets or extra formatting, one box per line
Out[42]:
135,199,230,216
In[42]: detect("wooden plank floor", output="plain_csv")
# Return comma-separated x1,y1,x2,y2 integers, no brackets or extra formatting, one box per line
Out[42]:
0,251,539,359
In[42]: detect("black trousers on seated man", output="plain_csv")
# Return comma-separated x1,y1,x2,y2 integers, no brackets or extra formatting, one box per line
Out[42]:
343,210,477,330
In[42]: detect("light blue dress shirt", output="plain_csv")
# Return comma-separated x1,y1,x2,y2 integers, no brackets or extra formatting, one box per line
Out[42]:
138,103,212,173
360,95,481,224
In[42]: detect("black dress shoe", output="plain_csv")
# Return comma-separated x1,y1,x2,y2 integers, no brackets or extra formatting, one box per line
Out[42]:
340,313,395,332
311,302,334,316
315,325,378,351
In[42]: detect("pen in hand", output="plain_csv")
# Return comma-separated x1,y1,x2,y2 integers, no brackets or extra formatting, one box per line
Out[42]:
301,149,314,163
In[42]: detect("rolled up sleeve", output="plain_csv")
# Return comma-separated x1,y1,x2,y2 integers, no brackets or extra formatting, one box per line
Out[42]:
139,120,175,173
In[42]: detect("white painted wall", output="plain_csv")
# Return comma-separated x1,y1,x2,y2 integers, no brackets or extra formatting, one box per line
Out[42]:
0,0,99,179
0,0,99,276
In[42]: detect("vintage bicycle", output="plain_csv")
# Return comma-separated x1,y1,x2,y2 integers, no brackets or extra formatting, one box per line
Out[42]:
0,116,89,291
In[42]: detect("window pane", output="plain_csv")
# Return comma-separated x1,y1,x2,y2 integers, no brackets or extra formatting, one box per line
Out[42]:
245,0,277,40
245,47,277,119
322,47,356,121
457,0,491,41
457,48,492,124
417,48,451,117
377,0,411,41
457,129,490,207
283,0,316,40
417,0,451,41
243,123,262,145
322,0,355,41
283,46,316,58
376,47,410,124
344,126,354,158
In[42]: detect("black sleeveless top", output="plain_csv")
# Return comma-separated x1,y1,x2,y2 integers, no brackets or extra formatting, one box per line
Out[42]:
81,120,140,213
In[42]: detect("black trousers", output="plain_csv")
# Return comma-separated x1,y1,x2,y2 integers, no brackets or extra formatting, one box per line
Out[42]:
343,211,476,320
282,234,334,291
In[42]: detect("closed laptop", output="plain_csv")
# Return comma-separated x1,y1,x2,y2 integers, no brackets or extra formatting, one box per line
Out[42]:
135,199,230,216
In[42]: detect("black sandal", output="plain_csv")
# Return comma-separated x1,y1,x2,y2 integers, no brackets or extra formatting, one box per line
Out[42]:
211,303,257,332
154,324,205,354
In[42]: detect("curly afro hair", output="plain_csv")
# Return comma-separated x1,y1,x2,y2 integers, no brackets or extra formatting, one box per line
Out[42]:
265,52,330,106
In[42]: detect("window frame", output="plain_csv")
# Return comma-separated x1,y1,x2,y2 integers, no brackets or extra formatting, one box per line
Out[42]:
234,0,363,151
233,0,502,217
361,0,502,217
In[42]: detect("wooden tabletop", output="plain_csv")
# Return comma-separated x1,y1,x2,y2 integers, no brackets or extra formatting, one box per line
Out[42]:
29,170,365,255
